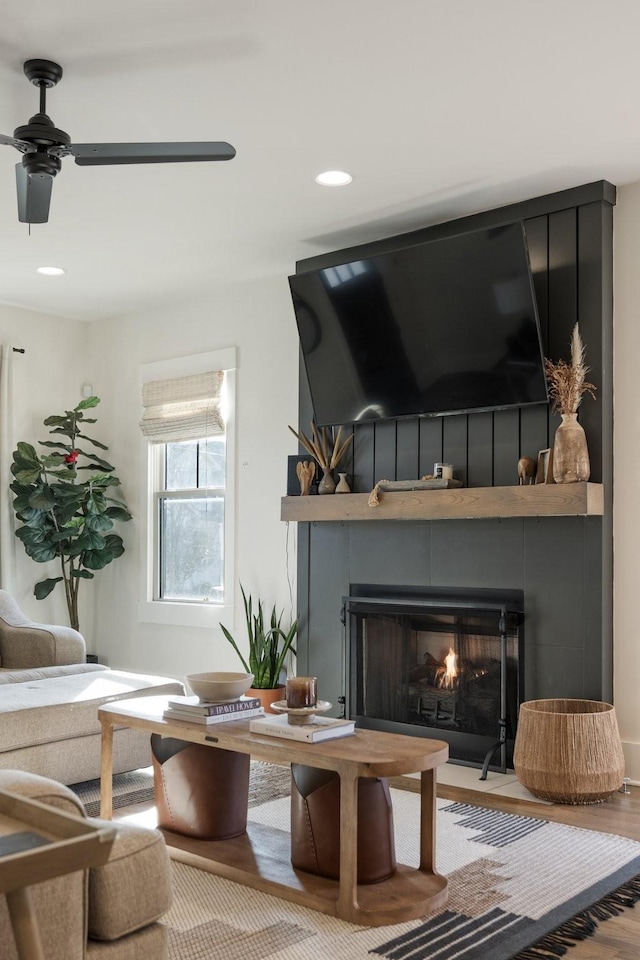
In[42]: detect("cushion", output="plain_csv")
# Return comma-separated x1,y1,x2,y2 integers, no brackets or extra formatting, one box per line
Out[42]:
0,663,104,684
87,820,172,940
0,670,183,754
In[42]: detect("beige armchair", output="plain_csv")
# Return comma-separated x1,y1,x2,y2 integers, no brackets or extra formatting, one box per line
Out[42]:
0,591,86,670
0,770,171,960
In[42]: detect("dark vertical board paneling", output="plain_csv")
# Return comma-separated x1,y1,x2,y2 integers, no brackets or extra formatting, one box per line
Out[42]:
519,407,549,466
493,410,520,486
373,420,397,481
467,412,493,487
337,425,355,489
577,201,609,484
546,208,578,357
442,415,468,486
307,522,350,708
547,208,578,445
295,521,311,671
521,216,551,456
352,423,374,494
396,419,420,480
418,417,443,478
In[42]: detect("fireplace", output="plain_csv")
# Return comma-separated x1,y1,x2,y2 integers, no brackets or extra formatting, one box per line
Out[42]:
344,585,524,774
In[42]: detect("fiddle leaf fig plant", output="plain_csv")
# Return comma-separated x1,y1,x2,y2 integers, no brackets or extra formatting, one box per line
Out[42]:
10,396,132,633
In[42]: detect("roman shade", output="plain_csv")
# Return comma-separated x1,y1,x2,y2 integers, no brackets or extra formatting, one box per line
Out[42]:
140,371,224,443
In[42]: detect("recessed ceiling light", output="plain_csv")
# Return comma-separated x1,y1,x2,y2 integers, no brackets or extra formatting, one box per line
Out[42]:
315,170,353,186
36,266,66,276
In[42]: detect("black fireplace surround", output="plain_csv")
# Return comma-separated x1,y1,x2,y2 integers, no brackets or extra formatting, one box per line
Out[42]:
294,182,613,751
345,585,524,773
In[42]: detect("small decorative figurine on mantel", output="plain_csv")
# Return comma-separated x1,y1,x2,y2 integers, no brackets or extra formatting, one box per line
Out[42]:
517,456,536,485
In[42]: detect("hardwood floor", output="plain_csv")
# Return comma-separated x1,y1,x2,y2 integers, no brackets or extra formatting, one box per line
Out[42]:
434,779,640,959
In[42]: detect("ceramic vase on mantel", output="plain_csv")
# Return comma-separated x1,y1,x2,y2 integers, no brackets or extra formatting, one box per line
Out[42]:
552,413,590,483
335,472,351,494
318,468,336,495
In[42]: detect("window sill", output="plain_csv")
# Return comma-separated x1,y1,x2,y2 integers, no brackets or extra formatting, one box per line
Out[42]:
138,600,231,629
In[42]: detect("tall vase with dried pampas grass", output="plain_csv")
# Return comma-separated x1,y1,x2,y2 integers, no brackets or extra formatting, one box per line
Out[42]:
288,422,354,494
545,324,596,483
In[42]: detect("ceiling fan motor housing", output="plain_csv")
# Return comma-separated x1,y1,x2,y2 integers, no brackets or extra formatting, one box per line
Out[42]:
13,113,69,177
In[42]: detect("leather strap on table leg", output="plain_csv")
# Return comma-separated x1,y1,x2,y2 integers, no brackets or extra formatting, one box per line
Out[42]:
290,764,396,883
150,735,250,839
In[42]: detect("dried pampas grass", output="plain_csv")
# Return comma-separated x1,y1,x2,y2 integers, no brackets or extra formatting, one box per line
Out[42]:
288,422,353,472
545,323,596,415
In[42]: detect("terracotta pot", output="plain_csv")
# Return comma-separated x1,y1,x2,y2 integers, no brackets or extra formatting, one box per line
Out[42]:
248,685,286,714
552,413,590,483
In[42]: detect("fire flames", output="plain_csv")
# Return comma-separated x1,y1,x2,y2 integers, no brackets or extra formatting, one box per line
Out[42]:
436,647,458,690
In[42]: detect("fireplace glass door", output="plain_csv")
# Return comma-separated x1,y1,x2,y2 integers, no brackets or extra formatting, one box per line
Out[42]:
346,587,524,770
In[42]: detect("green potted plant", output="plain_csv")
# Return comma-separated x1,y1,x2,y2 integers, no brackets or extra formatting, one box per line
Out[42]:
10,396,132,634
220,586,297,712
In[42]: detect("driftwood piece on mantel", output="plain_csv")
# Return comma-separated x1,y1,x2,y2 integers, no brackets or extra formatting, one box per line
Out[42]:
281,482,604,523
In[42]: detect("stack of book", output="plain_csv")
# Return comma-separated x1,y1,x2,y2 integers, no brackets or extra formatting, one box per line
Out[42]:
249,714,355,743
163,695,264,725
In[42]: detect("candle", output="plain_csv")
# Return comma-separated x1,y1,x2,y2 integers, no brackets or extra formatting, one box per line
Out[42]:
286,676,317,709
434,462,454,480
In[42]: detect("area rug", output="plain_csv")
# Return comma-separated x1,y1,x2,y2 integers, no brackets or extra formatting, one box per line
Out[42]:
72,766,640,959
70,760,291,818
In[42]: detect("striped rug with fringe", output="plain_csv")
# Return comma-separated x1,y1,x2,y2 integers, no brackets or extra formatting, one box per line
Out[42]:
71,766,640,959
163,781,640,960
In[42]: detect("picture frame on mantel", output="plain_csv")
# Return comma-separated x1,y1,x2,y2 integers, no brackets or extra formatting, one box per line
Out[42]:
536,448,554,484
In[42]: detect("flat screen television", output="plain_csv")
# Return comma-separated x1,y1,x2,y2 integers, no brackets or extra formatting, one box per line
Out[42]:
289,221,548,427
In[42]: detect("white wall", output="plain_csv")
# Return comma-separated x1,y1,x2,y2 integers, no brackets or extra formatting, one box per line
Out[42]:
85,275,300,684
0,303,90,627
613,183,640,781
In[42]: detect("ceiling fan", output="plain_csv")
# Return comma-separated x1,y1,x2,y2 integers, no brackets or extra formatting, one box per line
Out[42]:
0,59,236,224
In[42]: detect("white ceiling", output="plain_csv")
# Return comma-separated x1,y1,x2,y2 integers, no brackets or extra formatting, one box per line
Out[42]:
1,0,638,322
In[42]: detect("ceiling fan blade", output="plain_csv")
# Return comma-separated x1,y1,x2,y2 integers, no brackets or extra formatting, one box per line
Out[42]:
1,133,30,152
16,163,53,224
68,141,236,166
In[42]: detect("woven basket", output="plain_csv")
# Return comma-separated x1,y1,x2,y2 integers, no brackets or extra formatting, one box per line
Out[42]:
513,699,625,804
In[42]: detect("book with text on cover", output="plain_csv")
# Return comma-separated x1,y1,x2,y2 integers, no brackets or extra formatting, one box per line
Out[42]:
166,695,261,716
249,714,355,743
163,706,264,725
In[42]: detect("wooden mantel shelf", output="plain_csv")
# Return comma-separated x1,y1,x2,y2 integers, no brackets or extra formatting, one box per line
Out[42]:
281,482,604,523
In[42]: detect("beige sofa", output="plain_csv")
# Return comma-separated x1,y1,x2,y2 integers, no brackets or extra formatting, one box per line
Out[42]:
0,769,172,960
0,592,183,785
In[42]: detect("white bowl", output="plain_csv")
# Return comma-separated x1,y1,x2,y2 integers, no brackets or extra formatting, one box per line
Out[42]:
186,671,253,702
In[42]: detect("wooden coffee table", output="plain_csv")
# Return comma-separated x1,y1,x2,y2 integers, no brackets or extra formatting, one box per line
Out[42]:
99,695,449,926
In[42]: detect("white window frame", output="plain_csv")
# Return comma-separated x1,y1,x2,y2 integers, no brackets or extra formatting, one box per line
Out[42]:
138,347,236,628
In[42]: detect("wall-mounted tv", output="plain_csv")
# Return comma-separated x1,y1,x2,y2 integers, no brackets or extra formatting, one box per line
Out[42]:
289,222,548,427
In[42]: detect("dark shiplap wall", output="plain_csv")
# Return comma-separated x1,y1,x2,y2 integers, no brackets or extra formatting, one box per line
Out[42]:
293,182,614,712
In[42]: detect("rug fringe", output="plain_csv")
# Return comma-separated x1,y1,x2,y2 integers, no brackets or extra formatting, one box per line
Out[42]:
514,876,640,959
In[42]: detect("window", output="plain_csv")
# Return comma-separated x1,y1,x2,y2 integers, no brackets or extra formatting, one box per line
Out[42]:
139,348,236,627
156,433,226,603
